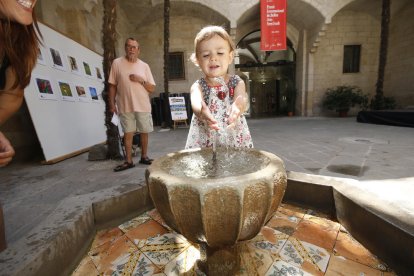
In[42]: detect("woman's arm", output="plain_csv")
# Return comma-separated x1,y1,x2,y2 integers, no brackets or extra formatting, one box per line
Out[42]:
0,131,14,167
0,68,24,125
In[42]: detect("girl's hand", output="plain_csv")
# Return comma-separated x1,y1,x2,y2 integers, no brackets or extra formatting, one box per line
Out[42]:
227,96,244,128
200,101,220,130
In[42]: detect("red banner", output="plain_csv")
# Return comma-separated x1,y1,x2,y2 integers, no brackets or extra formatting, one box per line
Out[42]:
260,0,287,51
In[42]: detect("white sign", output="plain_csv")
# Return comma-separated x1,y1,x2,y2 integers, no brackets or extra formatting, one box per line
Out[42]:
169,96,188,121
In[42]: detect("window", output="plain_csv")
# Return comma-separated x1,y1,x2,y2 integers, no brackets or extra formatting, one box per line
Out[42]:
168,52,185,80
343,45,361,73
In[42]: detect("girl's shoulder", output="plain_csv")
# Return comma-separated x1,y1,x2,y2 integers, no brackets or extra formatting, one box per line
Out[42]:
228,74,242,88
197,77,209,91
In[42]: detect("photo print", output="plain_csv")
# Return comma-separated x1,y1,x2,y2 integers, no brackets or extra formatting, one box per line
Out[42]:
83,62,92,77
68,55,80,75
58,80,76,101
95,67,102,80
76,85,90,102
89,86,99,101
37,47,47,66
34,76,56,100
49,47,65,71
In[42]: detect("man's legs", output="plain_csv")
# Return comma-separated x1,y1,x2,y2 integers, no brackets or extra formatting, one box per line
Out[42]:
123,131,134,164
140,132,149,159
114,112,136,171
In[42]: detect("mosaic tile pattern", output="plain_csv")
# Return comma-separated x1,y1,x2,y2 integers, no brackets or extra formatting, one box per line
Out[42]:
72,204,396,275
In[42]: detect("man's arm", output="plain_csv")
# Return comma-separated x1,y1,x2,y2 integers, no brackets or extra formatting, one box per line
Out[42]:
141,81,155,93
129,74,155,93
108,83,117,113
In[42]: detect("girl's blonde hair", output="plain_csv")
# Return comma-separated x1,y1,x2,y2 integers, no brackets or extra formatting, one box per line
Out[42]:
0,2,42,90
190,25,235,66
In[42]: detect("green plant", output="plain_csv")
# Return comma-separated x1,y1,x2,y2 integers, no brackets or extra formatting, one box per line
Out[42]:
370,96,396,110
323,85,367,113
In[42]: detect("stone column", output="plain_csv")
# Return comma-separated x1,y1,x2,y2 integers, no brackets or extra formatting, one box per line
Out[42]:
229,27,237,75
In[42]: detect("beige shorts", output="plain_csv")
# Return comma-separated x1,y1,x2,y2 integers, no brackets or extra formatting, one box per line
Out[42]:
119,112,153,133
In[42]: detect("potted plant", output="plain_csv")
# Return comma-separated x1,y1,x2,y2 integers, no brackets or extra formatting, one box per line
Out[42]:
322,85,366,117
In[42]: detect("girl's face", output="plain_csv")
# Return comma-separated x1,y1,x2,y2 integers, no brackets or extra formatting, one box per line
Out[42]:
0,0,37,25
196,35,234,80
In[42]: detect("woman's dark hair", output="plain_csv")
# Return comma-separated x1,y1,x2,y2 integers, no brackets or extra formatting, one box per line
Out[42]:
0,11,42,90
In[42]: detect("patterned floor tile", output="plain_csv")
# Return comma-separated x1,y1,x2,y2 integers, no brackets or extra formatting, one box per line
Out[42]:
293,219,339,252
140,232,190,270
125,219,170,248
72,256,99,276
325,255,383,276
76,204,395,276
264,259,313,276
305,209,335,220
266,214,300,236
303,212,340,232
239,241,275,276
88,235,138,274
277,203,307,219
163,244,200,276
279,237,330,276
128,250,163,276
147,209,172,231
248,226,289,257
119,213,152,233
90,227,124,249
334,230,389,271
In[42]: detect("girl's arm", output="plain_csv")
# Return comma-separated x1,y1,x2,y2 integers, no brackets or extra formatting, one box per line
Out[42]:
190,82,219,130
227,80,247,126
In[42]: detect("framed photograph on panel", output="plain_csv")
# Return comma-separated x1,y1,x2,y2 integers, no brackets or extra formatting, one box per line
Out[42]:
67,55,81,75
37,47,47,66
89,87,99,101
83,61,93,77
33,75,57,100
57,80,76,101
76,85,90,102
49,47,66,71
95,67,103,80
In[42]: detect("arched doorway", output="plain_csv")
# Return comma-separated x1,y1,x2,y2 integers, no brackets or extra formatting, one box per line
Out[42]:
235,30,296,117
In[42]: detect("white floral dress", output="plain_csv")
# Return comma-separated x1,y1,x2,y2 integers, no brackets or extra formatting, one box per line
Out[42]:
185,75,254,149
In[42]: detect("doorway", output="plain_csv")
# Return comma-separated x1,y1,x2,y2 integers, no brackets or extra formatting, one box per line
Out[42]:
235,30,296,118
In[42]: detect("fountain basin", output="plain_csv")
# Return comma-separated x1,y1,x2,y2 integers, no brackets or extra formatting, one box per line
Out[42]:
145,148,287,248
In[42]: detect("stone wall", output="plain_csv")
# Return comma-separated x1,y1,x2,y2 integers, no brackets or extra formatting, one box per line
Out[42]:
313,10,380,116
35,0,104,54
385,3,414,108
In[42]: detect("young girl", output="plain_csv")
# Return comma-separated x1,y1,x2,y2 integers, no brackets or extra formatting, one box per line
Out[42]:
185,26,253,149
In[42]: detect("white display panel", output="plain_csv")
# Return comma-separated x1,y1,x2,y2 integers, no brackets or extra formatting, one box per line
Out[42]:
24,23,106,162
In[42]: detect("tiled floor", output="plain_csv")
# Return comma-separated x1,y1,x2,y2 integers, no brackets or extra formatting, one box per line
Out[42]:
72,204,396,275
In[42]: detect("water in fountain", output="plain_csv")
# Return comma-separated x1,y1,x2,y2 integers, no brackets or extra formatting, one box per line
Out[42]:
166,148,269,179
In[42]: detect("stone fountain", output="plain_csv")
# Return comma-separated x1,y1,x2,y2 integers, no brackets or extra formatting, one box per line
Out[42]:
145,147,287,275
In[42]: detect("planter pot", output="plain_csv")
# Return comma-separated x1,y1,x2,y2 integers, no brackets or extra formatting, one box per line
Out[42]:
338,110,348,117
287,111,294,117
